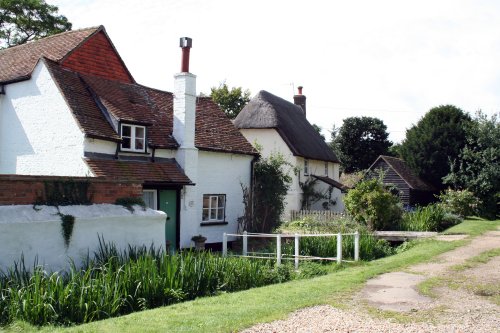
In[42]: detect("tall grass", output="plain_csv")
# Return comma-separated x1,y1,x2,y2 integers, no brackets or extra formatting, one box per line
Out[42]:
0,240,293,327
399,204,462,232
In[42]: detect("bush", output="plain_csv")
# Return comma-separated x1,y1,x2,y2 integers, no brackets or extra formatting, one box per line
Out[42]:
437,189,481,218
344,178,403,230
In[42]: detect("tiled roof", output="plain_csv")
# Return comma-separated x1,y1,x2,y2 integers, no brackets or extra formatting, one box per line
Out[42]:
196,97,258,155
234,90,339,162
86,157,192,185
0,27,100,84
372,156,436,192
312,175,350,192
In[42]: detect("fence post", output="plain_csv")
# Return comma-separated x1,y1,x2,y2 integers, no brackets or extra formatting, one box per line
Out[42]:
337,232,342,264
354,231,359,262
294,233,299,270
222,232,227,257
276,234,282,266
243,231,248,256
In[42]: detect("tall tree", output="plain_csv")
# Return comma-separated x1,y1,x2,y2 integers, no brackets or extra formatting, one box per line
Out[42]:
330,117,392,173
444,111,499,218
400,105,471,189
210,82,250,119
0,0,72,49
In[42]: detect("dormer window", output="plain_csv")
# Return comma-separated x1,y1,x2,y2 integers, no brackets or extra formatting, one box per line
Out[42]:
121,123,146,152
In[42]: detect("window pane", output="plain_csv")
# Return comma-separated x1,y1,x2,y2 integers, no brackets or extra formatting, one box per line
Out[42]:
122,125,131,137
202,209,209,221
203,195,209,208
217,208,224,220
122,137,131,149
135,138,144,150
142,191,155,209
218,195,225,208
210,208,216,220
210,196,218,209
135,127,145,139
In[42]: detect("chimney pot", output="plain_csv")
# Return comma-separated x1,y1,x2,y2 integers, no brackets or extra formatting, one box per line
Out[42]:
297,86,303,95
180,37,192,73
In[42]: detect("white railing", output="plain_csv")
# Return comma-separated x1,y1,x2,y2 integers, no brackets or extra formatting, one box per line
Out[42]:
222,231,360,269
290,210,346,222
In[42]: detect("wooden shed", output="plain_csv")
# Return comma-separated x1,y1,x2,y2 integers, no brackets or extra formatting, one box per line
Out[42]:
367,155,437,207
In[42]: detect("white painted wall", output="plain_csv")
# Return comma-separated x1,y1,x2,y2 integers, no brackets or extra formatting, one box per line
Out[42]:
240,128,344,217
179,150,253,247
83,138,116,155
0,204,166,271
0,61,92,176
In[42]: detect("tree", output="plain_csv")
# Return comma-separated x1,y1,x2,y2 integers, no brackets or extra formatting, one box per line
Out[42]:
330,117,392,173
443,111,499,218
400,105,472,189
210,82,250,119
344,178,403,230
0,0,71,48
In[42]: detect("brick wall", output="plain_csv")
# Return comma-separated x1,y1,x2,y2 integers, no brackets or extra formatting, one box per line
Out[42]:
0,175,142,205
62,31,133,83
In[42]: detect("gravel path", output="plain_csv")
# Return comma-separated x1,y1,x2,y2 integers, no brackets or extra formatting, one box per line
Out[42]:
243,230,500,333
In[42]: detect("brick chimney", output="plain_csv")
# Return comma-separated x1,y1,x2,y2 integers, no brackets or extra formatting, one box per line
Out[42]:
173,37,198,182
293,86,306,115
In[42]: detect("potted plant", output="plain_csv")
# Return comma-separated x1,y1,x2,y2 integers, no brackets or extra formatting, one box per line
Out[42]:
191,234,207,250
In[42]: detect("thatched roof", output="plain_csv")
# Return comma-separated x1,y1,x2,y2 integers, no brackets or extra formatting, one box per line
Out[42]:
234,90,339,163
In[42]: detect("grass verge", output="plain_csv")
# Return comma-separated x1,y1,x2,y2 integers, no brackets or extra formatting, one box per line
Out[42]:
4,218,498,333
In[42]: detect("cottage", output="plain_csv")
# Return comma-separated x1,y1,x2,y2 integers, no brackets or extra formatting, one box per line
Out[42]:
234,88,346,217
0,26,257,250
367,155,437,207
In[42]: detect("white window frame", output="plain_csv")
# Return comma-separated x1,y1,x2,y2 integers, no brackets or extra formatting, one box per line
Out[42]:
324,162,328,176
202,194,226,222
304,159,309,176
121,123,146,152
142,189,157,210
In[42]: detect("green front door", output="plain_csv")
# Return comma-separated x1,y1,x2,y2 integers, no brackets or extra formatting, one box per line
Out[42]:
159,190,177,253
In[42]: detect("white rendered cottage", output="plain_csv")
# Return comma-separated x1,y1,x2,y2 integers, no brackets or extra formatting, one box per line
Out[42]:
0,26,257,250
234,88,346,218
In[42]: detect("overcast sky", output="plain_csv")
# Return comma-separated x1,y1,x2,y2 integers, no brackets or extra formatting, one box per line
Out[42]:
51,0,500,143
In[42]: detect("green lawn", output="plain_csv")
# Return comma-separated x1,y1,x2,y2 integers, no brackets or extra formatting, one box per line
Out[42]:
3,218,498,333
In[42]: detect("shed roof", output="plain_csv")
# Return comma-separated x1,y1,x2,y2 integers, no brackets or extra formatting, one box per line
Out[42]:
234,90,339,162
369,155,436,192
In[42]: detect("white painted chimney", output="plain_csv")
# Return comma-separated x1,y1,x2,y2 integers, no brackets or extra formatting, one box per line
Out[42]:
173,37,196,149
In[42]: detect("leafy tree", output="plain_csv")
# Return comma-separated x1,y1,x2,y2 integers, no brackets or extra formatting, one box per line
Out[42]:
210,82,250,119
0,0,72,48
330,117,392,173
344,178,403,230
239,151,292,233
443,111,499,218
437,189,481,218
400,105,471,189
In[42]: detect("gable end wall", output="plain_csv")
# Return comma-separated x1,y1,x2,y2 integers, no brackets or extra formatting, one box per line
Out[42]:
61,31,133,83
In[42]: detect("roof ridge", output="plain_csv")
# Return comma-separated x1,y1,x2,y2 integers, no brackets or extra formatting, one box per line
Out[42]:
0,26,101,54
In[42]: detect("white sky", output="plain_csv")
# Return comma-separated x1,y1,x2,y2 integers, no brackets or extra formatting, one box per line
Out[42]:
51,0,500,143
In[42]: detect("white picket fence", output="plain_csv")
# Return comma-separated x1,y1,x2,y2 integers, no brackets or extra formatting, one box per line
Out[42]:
222,231,360,269
290,210,346,222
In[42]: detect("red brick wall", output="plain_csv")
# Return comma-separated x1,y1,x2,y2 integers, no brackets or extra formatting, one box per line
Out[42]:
61,31,133,83
0,175,142,205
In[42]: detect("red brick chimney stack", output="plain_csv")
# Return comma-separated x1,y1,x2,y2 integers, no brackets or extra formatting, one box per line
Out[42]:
293,85,306,115
180,37,192,73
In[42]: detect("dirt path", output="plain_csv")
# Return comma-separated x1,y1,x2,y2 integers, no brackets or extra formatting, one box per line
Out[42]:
243,230,500,332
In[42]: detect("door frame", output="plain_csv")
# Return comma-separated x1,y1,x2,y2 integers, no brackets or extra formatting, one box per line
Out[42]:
143,185,181,250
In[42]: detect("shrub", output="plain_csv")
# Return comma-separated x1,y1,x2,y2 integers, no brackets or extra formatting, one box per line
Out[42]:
344,178,403,230
437,189,481,218
400,204,445,231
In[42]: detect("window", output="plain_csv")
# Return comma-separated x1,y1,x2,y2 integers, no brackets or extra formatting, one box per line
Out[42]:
202,194,225,222
121,124,146,152
324,162,328,176
142,190,157,209
304,159,309,176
